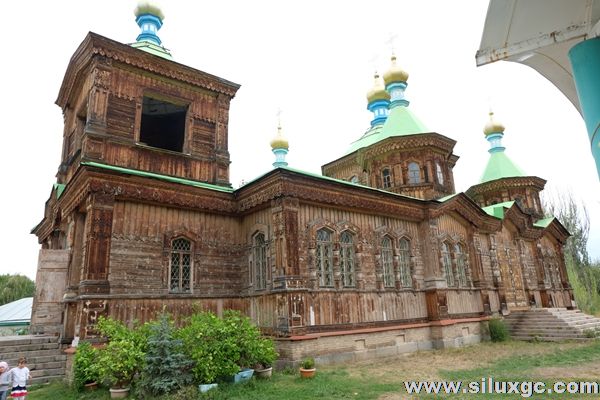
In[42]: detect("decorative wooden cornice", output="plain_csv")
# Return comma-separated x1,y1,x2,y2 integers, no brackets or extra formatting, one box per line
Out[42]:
56,32,240,109
362,132,457,160
503,206,542,240
236,169,426,220
542,219,571,244
466,176,546,197
429,193,501,232
322,132,457,173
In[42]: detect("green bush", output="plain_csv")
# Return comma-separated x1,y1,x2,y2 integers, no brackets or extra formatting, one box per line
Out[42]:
488,318,509,342
177,311,241,384
176,310,277,383
72,342,100,391
301,357,315,369
95,317,148,389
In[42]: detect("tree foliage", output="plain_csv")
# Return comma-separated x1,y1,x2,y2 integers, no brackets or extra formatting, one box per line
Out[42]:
544,191,600,314
136,312,193,397
0,274,35,306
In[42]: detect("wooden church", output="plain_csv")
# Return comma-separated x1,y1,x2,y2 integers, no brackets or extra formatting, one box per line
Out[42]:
30,4,572,364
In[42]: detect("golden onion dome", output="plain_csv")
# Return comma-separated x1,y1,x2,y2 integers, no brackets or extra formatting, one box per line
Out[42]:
383,54,409,85
270,125,289,150
483,111,506,136
366,72,390,103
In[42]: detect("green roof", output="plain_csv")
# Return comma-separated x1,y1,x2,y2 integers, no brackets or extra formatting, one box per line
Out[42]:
81,161,233,193
438,193,459,202
480,151,526,183
345,106,428,155
481,201,515,219
130,41,173,60
534,217,555,228
53,183,66,199
239,166,421,201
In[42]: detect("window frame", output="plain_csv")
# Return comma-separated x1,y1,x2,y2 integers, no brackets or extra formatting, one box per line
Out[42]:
382,168,392,188
455,243,468,287
316,228,334,287
340,231,356,288
398,238,412,288
441,241,454,287
169,237,193,294
408,162,421,184
252,232,268,290
381,236,395,288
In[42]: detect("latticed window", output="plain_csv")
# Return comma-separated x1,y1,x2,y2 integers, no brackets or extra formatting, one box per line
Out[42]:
253,233,267,290
340,231,356,287
455,243,468,287
442,242,454,287
382,237,394,288
399,238,412,287
382,168,392,188
170,238,191,293
436,162,444,184
316,229,334,287
408,162,421,184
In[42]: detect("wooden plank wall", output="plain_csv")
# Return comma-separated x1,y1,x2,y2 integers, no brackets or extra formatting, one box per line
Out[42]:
304,291,428,326
110,201,244,295
447,290,484,314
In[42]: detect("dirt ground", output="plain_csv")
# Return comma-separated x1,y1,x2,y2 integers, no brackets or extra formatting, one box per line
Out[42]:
344,341,586,383
324,341,594,400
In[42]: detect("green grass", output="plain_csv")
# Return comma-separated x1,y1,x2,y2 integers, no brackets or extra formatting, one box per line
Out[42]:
29,340,600,399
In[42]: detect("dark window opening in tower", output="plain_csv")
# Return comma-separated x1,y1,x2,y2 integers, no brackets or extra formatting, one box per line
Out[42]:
382,168,392,188
140,96,188,152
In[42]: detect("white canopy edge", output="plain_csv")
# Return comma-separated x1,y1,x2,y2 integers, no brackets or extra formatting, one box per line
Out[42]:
476,0,600,114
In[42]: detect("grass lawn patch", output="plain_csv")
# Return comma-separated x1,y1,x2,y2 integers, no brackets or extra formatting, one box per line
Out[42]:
28,340,600,400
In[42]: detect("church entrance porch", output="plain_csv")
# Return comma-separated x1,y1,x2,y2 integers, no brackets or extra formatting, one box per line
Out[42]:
499,245,528,309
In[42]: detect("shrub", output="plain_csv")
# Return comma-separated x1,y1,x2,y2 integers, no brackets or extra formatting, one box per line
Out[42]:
488,318,509,342
252,338,278,369
137,312,193,397
95,317,148,388
301,357,315,369
72,342,100,391
177,311,241,384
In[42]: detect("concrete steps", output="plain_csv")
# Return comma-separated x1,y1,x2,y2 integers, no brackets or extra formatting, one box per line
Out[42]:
505,308,600,342
0,335,65,384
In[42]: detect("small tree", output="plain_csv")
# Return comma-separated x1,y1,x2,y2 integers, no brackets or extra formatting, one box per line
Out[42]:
96,317,148,389
73,342,100,391
177,311,240,384
137,312,193,397
488,318,509,342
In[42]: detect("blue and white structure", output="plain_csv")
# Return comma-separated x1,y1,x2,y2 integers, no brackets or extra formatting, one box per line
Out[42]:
131,3,172,60
270,122,289,168
366,72,390,126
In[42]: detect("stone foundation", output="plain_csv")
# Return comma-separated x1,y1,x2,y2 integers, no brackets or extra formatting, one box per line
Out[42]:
275,317,489,367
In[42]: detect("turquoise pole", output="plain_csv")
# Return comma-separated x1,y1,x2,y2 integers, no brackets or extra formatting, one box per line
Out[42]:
569,37,600,178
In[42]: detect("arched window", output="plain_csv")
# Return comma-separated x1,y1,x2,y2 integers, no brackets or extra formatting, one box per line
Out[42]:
340,231,356,287
436,162,444,184
382,168,392,188
316,229,334,287
408,162,421,184
399,238,412,287
382,236,395,288
441,242,454,287
253,233,267,290
349,175,359,184
170,238,191,293
455,243,468,287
